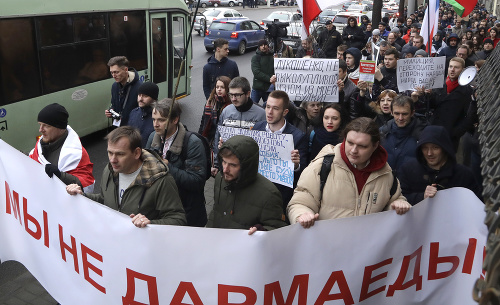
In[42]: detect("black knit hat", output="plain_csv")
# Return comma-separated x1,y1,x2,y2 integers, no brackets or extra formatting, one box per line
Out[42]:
138,82,159,100
37,103,68,129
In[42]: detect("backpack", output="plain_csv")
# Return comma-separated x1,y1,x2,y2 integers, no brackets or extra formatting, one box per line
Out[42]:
181,131,212,180
319,154,398,202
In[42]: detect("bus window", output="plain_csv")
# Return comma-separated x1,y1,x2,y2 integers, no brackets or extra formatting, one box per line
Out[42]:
74,14,106,42
38,16,73,46
172,16,186,96
152,18,167,84
0,18,41,106
109,11,147,71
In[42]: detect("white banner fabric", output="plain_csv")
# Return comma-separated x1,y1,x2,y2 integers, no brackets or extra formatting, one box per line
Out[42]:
0,139,487,305
397,57,446,91
274,58,339,103
217,126,295,188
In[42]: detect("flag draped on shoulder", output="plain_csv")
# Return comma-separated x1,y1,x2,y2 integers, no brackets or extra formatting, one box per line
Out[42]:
420,0,440,54
442,0,477,17
297,0,348,39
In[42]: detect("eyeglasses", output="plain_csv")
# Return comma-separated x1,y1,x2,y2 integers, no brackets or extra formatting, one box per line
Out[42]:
110,71,122,75
228,92,245,98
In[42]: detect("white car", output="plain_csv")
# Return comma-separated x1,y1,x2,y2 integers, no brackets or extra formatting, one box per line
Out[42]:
346,4,372,14
194,8,246,35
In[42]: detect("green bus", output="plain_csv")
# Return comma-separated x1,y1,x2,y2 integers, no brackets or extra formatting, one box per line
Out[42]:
0,0,192,152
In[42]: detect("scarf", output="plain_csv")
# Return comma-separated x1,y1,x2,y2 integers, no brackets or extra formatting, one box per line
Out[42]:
445,76,459,94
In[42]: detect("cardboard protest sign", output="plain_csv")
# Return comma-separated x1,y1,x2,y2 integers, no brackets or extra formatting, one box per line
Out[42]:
218,126,295,188
397,57,446,91
359,60,376,83
274,58,339,103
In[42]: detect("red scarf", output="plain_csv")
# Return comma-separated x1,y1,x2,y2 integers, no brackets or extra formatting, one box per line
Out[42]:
446,76,459,94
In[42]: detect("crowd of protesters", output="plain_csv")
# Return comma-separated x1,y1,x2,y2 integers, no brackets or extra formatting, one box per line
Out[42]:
44,2,494,234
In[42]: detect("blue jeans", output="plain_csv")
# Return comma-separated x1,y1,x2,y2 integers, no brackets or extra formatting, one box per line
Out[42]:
251,89,269,105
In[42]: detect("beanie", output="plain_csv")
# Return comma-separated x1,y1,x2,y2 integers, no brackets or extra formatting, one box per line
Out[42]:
414,49,429,57
484,38,494,45
138,82,159,100
37,103,68,129
372,29,381,36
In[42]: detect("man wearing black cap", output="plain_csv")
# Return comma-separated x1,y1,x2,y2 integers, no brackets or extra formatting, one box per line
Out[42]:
30,103,95,192
251,39,274,104
317,20,343,58
128,82,159,147
477,39,494,60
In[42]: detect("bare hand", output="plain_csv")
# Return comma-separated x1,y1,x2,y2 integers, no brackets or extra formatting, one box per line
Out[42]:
357,80,368,90
105,109,113,118
211,167,219,177
374,68,383,81
424,184,438,199
248,227,258,235
270,75,277,84
66,184,83,195
130,213,151,228
218,137,223,149
291,149,300,168
337,79,345,92
296,212,319,228
390,200,411,215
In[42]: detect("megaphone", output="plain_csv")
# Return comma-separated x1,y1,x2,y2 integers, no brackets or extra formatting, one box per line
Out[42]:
458,66,477,86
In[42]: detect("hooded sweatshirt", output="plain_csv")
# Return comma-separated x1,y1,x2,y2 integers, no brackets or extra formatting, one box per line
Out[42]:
346,47,362,84
398,125,482,205
207,135,287,231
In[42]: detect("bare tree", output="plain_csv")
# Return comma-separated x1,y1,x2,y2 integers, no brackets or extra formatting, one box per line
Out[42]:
372,0,383,28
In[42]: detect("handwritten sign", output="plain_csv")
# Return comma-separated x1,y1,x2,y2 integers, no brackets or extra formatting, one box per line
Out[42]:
218,126,294,188
359,60,376,83
274,58,339,103
397,57,446,91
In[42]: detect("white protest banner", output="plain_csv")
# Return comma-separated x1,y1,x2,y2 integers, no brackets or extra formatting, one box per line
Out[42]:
359,60,376,83
274,58,339,103
397,56,446,91
217,126,294,188
0,139,487,305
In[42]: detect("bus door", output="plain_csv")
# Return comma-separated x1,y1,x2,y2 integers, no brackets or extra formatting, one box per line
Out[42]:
150,12,188,99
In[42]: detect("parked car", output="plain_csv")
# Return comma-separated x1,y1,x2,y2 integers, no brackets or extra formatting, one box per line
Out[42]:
332,11,372,33
318,8,339,24
346,4,372,14
219,0,243,6
261,10,302,27
204,18,266,54
194,8,246,35
194,0,218,8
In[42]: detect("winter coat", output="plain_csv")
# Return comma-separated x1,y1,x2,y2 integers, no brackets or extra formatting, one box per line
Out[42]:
86,150,186,225
128,106,154,148
146,123,208,227
198,95,231,145
207,135,287,230
429,83,472,148
202,55,240,99
438,34,459,58
342,24,366,50
252,120,308,212
287,143,406,223
372,66,398,100
251,49,275,92
110,69,142,126
317,28,343,58
398,125,481,205
380,115,427,176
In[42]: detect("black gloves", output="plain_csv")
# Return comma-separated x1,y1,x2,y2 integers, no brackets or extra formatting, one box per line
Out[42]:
45,164,61,179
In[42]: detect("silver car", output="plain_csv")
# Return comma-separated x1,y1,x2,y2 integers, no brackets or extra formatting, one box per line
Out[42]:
219,0,243,6
194,8,246,35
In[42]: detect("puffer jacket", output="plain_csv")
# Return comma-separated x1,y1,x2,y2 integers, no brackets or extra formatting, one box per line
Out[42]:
86,150,186,226
207,135,287,231
146,123,208,227
287,143,406,223
251,49,275,92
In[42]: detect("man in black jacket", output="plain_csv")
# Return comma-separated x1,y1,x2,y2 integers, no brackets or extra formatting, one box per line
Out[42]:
341,17,366,50
372,48,399,101
317,21,343,58
398,125,481,205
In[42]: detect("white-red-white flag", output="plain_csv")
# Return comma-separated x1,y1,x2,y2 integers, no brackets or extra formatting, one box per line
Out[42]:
297,0,348,39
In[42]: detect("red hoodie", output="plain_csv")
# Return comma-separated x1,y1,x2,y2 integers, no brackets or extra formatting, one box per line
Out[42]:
340,140,388,194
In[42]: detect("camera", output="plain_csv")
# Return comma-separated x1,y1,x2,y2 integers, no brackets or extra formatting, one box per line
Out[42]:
108,108,121,120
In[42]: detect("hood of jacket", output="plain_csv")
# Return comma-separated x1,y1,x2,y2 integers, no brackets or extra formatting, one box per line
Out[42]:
447,33,460,44
109,149,168,188
416,125,456,164
218,135,259,189
207,54,228,65
346,47,362,67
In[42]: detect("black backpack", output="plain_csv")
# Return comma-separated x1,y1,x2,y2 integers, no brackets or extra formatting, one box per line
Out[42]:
319,154,398,202
180,131,212,180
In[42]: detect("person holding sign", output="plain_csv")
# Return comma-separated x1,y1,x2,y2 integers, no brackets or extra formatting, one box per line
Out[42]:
252,90,308,215
345,48,362,85
372,48,399,101
287,117,411,228
207,135,287,234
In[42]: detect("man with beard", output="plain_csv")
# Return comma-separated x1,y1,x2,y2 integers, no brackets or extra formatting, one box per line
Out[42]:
207,135,287,234
476,39,495,60
438,33,460,58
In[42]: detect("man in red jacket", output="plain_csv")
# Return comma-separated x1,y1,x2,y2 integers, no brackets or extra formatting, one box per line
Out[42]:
30,103,95,192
